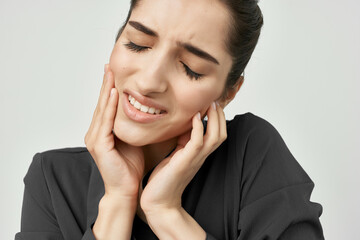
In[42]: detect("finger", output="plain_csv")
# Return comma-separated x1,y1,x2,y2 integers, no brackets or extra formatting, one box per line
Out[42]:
216,102,227,142
88,71,115,143
179,113,203,161
99,64,110,101
98,71,114,114
85,68,112,140
171,112,204,170
99,87,119,139
203,102,220,150
92,70,108,117
188,112,204,150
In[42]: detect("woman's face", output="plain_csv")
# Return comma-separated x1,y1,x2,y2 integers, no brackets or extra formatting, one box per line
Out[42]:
109,0,233,146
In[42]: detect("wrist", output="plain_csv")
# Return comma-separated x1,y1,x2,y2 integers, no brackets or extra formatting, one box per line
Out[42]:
145,207,206,240
145,207,183,239
93,195,138,240
144,206,180,223
100,193,138,211
143,205,181,221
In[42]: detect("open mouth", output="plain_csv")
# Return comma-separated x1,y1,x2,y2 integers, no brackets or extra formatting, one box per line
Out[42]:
127,94,167,115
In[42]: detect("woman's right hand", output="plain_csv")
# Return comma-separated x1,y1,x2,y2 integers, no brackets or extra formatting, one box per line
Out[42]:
84,64,144,201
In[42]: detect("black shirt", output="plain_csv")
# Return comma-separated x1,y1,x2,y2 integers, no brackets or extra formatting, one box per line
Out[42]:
15,112,324,240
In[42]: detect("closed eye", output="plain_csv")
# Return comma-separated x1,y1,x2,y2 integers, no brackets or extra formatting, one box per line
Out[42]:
124,41,204,81
180,62,204,81
124,41,150,52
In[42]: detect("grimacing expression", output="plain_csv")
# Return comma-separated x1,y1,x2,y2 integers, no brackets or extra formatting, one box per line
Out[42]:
109,0,233,146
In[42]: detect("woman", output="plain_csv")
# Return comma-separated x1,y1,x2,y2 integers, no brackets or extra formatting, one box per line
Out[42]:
15,0,325,239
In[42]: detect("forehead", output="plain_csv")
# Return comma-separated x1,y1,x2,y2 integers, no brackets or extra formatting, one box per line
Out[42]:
130,0,231,57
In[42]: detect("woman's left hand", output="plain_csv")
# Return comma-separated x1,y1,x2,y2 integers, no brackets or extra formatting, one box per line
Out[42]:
140,101,227,214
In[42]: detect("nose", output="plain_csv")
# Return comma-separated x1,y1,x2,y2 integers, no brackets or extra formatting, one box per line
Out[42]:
135,50,169,96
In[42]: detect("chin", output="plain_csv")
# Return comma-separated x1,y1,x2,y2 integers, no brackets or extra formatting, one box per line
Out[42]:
113,124,149,147
115,134,148,147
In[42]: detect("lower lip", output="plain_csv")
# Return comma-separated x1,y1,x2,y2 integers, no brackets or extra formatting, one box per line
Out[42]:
121,93,167,123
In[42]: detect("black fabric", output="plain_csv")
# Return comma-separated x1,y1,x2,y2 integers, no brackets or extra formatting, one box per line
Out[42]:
15,112,324,240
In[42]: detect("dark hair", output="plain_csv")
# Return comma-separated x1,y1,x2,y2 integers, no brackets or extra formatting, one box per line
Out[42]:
115,0,264,100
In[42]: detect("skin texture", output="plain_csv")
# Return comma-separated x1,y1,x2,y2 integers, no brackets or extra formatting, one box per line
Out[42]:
109,0,233,155
84,0,244,238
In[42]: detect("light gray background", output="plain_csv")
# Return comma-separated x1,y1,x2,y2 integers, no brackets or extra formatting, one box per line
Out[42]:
1,0,359,239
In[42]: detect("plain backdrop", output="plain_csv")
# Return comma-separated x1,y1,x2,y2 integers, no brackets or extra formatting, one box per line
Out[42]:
1,0,359,239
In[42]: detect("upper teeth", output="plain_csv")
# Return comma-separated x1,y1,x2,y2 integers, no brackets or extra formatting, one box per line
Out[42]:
128,95,162,114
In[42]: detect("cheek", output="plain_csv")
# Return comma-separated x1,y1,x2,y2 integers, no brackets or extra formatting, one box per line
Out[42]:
174,83,220,117
108,45,137,88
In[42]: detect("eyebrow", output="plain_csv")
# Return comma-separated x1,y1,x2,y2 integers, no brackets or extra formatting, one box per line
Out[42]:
128,20,220,65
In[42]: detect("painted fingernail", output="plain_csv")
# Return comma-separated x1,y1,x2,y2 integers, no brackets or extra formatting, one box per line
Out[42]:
212,102,216,110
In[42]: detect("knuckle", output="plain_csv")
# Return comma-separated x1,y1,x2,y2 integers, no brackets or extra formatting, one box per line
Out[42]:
86,143,94,153
207,135,218,147
97,105,104,115
209,140,218,148
92,145,102,156
221,132,227,142
223,134,228,141
205,135,223,151
192,140,203,151
84,137,97,153
94,107,100,116
84,132,92,146
84,129,93,143
102,111,110,122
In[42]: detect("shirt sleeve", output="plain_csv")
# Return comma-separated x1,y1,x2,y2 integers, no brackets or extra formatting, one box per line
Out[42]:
14,153,97,240
80,222,96,240
236,119,325,240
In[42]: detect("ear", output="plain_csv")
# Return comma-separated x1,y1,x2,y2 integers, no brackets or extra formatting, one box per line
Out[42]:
218,76,244,108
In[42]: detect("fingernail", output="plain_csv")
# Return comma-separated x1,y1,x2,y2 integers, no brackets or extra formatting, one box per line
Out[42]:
196,112,201,120
110,88,115,97
212,102,216,110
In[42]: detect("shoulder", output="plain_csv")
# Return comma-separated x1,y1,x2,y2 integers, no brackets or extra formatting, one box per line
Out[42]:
225,112,285,157
24,146,95,192
209,112,288,178
27,146,93,175
227,112,280,140
226,112,304,170
38,146,94,172
225,114,324,239
225,113,314,204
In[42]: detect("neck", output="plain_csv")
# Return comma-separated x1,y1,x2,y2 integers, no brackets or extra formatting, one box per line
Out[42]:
141,137,178,175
